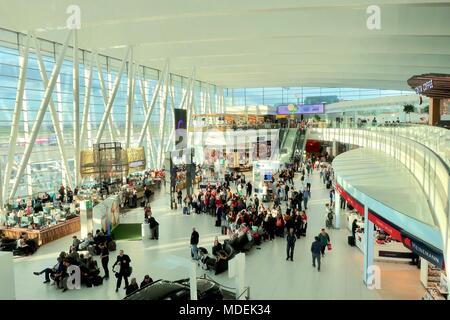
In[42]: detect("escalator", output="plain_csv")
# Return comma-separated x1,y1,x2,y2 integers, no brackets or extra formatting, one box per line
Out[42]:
278,128,299,165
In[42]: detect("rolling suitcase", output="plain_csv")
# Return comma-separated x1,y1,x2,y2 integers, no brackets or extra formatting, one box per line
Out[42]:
348,235,355,246
215,219,221,227
183,206,189,215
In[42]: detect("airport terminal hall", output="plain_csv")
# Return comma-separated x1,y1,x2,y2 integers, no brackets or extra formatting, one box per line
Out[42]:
0,0,450,303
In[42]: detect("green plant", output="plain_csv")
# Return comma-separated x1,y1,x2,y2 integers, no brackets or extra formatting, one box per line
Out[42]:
403,104,415,122
314,114,321,121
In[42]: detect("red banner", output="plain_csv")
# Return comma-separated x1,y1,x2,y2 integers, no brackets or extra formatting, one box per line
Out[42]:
335,183,364,216
368,211,402,241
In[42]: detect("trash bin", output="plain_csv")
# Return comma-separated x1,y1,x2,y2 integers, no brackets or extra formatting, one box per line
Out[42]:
142,223,150,239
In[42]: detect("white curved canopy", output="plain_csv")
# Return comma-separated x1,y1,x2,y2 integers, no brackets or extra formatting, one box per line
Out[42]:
1,0,450,89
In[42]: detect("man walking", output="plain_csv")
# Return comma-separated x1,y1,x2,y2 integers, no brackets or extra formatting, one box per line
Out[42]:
318,228,331,257
305,176,311,193
190,227,200,260
99,242,109,280
246,182,252,198
303,188,310,210
112,250,131,292
286,228,296,261
311,236,322,271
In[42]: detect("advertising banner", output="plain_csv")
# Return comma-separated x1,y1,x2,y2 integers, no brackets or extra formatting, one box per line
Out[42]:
277,103,324,115
174,108,187,150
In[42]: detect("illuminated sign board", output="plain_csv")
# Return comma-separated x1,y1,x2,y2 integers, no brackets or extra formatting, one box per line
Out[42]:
277,104,324,114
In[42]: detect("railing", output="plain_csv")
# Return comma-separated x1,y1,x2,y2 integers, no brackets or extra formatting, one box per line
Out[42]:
308,122,450,167
307,123,450,268
200,274,250,300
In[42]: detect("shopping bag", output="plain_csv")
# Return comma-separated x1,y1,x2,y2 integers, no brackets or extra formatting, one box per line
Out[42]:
327,243,332,251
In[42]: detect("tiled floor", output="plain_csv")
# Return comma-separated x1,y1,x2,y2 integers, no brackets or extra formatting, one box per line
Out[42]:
12,169,425,300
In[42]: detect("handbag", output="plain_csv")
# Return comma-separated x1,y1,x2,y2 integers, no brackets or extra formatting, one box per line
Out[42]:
327,243,332,251
126,266,133,277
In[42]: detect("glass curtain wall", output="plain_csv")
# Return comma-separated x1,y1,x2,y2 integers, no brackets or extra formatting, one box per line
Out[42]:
223,87,413,107
0,28,222,199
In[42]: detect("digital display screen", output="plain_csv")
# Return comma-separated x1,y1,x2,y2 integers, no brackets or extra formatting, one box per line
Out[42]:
277,104,324,114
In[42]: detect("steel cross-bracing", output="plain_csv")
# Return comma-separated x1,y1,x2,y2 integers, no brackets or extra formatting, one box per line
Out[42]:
137,61,168,147
32,34,74,190
9,30,73,201
73,30,81,186
80,52,95,149
1,34,30,205
95,46,131,144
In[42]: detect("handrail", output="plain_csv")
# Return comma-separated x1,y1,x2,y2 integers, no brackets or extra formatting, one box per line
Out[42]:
201,273,250,300
236,286,251,300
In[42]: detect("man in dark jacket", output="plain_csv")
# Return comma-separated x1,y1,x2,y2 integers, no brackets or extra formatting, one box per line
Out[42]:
246,182,252,198
190,228,200,260
286,228,296,261
318,228,331,257
311,236,322,271
112,250,131,292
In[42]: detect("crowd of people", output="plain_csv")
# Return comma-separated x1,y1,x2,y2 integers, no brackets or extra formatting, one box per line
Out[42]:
27,146,337,297
183,155,335,273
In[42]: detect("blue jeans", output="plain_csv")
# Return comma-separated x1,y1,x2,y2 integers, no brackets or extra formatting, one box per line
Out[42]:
191,245,198,260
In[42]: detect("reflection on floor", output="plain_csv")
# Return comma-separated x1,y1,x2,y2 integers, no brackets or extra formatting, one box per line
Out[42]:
13,170,424,300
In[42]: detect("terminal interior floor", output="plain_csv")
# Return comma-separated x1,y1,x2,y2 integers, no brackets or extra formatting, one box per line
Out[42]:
13,170,424,300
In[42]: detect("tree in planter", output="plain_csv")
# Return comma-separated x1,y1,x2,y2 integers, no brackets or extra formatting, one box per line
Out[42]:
314,114,321,122
403,104,415,122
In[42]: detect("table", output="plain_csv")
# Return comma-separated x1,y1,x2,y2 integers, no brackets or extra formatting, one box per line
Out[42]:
0,217,80,246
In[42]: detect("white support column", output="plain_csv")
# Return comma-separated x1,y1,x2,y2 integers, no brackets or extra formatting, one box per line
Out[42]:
165,73,177,153
137,62,168,146
186,72,196,146
55,79,66,187
9,31,73,201
33,35,74,189
363,204,375,287
190,261,198,300
73,30,80,186
95,47,131,144
2,34,30,203
80,52,94,149
0,252,15,299
334,192,340,229
125,47,135,148
158,66,170,168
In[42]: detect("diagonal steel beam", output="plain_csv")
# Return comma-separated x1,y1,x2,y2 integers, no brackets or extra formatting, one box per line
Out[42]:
95,54,118,142
140,76,155,168
137,61,168,147
33,34,74,189
80,52,95,149
95,46,130,144
9,30,73,200
2,34,30,203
